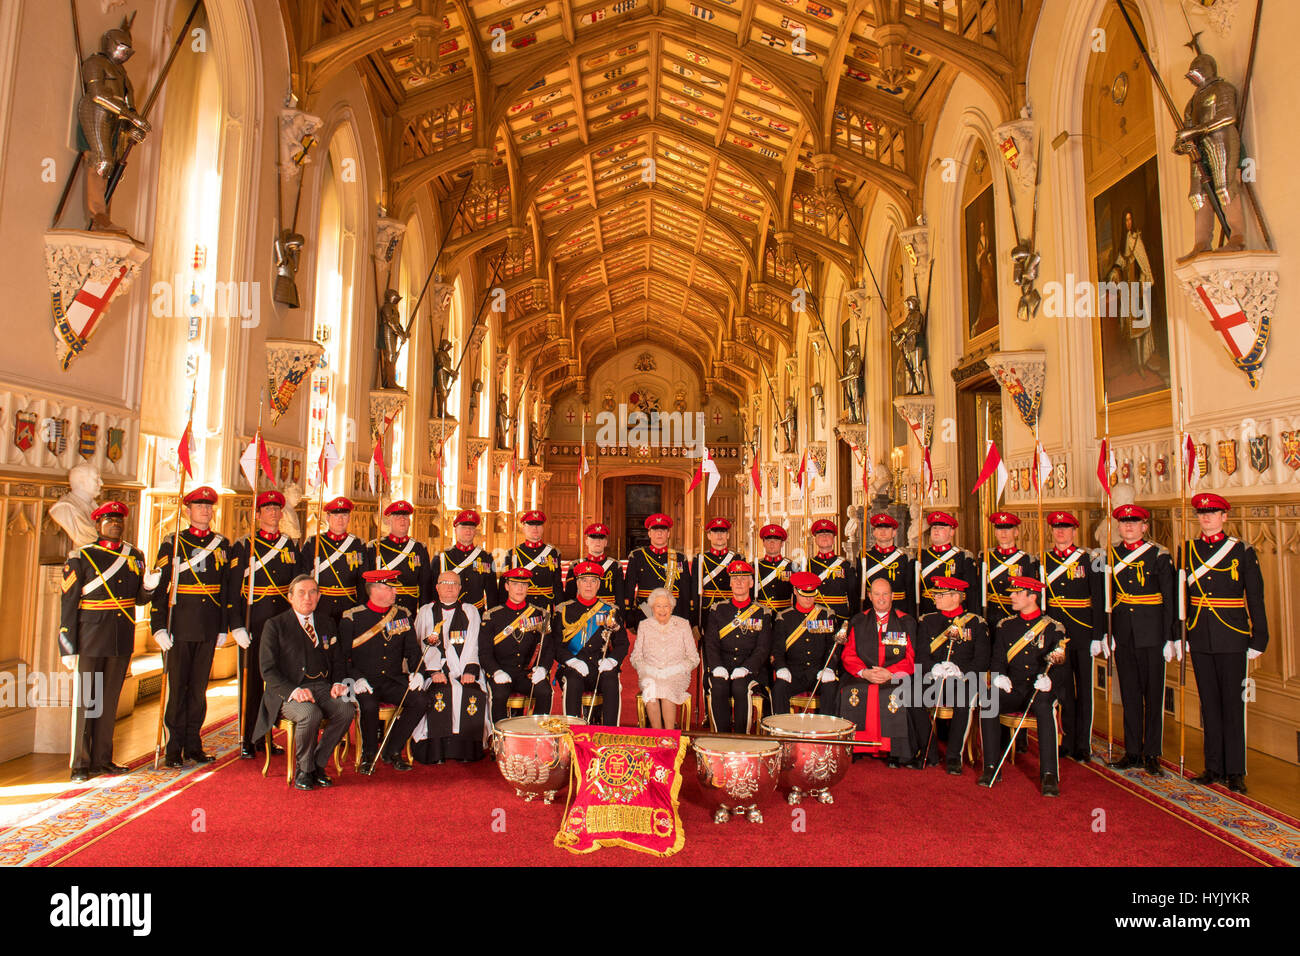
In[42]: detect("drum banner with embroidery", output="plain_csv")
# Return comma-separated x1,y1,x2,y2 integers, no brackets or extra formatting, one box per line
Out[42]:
555,727,686,858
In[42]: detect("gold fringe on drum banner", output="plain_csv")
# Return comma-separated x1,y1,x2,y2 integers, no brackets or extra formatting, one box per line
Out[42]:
555,727,688,858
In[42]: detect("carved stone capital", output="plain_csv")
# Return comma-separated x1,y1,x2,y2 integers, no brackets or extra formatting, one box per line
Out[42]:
491,449,513,474
278,109,323,177
992,115,1037,192
369,389,409,439
892,395,936,448
265,338,324,425
845,287,873,327
374,217,406,264
428,281,455,330
466,437,490,469
44,230,150,372
1174,251,1279,389
427,417,458,462
835,418,870,452
986,350,1047,431
899,223,931,275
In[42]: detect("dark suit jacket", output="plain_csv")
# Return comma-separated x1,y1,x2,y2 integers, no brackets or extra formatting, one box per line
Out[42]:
253,609,343,740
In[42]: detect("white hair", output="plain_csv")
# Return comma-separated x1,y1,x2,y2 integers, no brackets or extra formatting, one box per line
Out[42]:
641,587,674,617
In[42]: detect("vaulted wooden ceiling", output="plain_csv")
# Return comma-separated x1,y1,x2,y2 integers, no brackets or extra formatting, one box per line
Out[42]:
281,0,1037,403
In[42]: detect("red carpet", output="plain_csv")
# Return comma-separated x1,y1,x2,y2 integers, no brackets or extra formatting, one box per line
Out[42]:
38,740,1258,867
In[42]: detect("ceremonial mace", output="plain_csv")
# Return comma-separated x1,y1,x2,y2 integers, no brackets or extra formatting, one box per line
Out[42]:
800,621,849,715
1176,389,1190,775
921,625,961,765
1102,394,1116,762
987,670,1050,788
584,622,619,724
153,378,197,770
238,391,266,747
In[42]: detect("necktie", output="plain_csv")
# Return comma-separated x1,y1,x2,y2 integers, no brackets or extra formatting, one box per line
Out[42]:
304,619,318,647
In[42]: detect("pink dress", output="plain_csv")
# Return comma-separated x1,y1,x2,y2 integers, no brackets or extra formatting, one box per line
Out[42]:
629,615,699,705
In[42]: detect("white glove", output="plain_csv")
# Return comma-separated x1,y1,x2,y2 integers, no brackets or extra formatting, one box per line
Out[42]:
353,678,373,695
153,628,174,651
775,667,793,682
143,569,162,590
929,662,946,679
993,675,1012,693
1034,674,1052,693
530,666,547,683
1163,640,1183,663
61,654,76,670
597,657,617,673
408,671,424,690
493,669,511,685
816,668,837,682
1247,648,1262,661
1090,640,1104,658
730,667,749,680
567,659,590,677
711,666,728,679
232,627,251,649
215,632,231,648
942,661,963,679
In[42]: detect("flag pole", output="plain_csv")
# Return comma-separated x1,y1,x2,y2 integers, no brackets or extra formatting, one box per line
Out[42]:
1177,387,1189,775
1035,419,1046,583
153,377,197,770
1103,392,1115,762
980,402,990,612
239,390,266,746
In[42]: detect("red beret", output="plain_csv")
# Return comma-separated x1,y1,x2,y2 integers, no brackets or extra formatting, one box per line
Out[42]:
725,559,753,576
256,490,285,509
927,511,958,527
1113,504,1150,521
759,524,786,540
644,513,673,530
1008,576,1044,593
184,486,218,505
324,496,354,513
706,517,732,532
91,501,129,520
502,567,533,581
990,511,1020,527
810,519,837,535
1047,511,1079,527
870,513,898,529
931,576,969,592
1192,493,1230,513
363,568,399,583
790,571,821,591
520,510,546,524
584,523,610,537
572,560,604,578
384,500,414,516
454,509,481,526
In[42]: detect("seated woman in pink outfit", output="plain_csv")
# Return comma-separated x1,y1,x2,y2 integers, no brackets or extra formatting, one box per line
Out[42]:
629,587,699,729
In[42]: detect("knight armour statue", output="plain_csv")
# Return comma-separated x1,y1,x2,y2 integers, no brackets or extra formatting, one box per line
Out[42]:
272,229,305,307
78,17,150,233
431,339,456,418
376,289,407,389
839,344,865,424
892,296,930,396
495,392,511,449
780,396,798,453
1176,53,1247,260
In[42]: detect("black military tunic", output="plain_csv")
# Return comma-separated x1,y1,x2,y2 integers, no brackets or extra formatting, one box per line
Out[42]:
437,543,500,613
1108,538,1175,760
623,545,690,630
298,530,366,625
60,539,155,772
916,544,980,617
365,534,431,617
807,551,859,624
507,541,563,611
1181,533,1269,778
915,609,989,767
553,596,627,725
703,598,771,733
980,610,1065,778
861,544,917,618
982,546,1041,631
479,600,553,720
338,601,429,761
1043,545,1106,757
688,547,744,627
151,527,232,760
770,603,841,714
562,554,625,608
227,530,301,748
755,555,794,613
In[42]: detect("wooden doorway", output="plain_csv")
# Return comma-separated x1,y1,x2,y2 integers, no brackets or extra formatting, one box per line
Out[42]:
956,379,1003,552
600,472,687,556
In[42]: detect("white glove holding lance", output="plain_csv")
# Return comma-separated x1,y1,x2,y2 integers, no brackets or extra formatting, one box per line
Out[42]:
801,620,849,714
988,670,1050,788
585,620,618,724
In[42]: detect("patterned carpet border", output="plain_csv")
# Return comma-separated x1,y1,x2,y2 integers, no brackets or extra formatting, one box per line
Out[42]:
0,715,242,867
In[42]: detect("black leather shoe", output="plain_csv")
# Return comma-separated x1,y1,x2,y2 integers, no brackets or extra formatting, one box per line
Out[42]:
239,743,256,759
946,761,963,776
1144,756,1165,777
1073,751,1093,764
267,743,285,756
164,755,184,769
312,768,334,788
1226,774,1247,794
1041,772,1060,797
1108,753,1140,770
93,762,129,775
905,755,925,770
886,756,902,769
185,751,216,764
70,768,93,783
977,768,996,787
382,754,413,772
293,771,315,791
1191,770,1222,786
